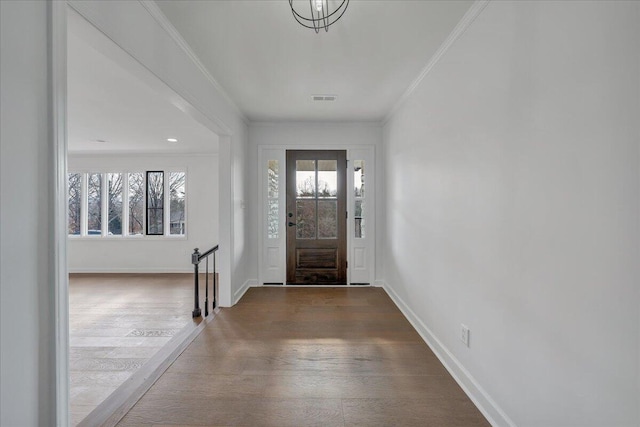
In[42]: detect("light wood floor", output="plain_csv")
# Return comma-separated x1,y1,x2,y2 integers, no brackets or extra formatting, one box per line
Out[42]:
117,287,490,427
69,273,197,425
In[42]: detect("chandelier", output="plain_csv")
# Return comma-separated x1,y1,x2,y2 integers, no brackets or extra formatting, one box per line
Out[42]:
289,0,350,33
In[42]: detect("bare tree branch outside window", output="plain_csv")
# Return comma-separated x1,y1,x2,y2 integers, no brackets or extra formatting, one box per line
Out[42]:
108,173,123,235
169,172,186,235
128,173,144,235
146,171,164,235
68,173,82,235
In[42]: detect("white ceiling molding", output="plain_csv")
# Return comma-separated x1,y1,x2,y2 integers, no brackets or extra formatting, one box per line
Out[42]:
69,151,219,158
139,0,248,125
383,0,490,125
249,121,382,128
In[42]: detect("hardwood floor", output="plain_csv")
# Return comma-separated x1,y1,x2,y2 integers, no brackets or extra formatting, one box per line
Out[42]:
69,273,198,426
117,287,490,427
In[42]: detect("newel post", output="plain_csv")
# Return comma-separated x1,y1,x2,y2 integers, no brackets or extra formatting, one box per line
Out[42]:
191,248,201,318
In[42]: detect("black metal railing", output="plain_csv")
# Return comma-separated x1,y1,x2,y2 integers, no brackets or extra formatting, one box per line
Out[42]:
191,245,218,318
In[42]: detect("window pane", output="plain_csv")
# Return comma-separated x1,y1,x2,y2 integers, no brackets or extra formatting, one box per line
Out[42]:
169,172,186,235
296,160,316,198
318,200,337,239
128,173,144,235
268,160,278,199
87,173,102,235
296,200,316,239
146,171,164,235
108,173,123,235
147,209,163,235
267,199,278,239
355,199,365,238
318,160,337,198
68,173,82,235
354,160,365,198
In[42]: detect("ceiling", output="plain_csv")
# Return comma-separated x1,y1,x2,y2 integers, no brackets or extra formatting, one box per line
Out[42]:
67,9,219,154
156,0,474,122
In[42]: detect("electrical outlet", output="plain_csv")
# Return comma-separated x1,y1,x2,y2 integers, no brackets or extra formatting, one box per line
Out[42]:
461,324,470,347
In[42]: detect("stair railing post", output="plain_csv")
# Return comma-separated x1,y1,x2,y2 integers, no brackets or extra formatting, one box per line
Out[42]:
211,252,218,309
191,248,201,318
204,256,209,317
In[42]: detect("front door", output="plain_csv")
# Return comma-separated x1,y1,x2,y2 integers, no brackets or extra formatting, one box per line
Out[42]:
286,150,347,285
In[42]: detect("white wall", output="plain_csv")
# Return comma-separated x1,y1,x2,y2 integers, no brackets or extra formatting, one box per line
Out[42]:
1,1,248,424
67,153,218,273
68,0,250,306
382,2,640,426
1,1,62,425
248,122,384,286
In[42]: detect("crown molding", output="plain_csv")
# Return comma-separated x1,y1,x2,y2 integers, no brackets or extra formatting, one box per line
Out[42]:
383,0,490,125
250,120,383,128
68,150,219,158
139,0,248,126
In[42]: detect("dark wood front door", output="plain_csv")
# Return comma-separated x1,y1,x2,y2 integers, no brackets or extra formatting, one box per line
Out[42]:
286,150,347,285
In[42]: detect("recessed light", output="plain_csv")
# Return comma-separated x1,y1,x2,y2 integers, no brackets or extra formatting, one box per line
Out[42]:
311,94,337,101
167,138,178,143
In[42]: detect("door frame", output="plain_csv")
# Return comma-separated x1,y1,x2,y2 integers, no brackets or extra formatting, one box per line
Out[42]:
258,145,375,286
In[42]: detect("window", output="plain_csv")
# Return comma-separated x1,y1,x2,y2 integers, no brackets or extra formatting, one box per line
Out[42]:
87,173,102,236
128,173,144,235
146,171,164,235
67,170,186,237
169,172,186,235
68,173,82,235
108,173,123,235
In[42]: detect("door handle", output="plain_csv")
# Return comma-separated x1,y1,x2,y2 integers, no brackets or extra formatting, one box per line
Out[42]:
288,221,297,227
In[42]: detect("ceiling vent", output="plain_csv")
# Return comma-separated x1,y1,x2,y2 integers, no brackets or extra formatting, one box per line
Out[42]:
312,95,337,102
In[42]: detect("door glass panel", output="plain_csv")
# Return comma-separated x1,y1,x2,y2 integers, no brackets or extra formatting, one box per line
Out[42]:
318,160,337,198
267,160,279,238
268,199,279,239
296,160,316,198
354,160,365,197
296,200,316,239
355,199,365,238
268,160,279,199
354,160,365,238
318,200,337,239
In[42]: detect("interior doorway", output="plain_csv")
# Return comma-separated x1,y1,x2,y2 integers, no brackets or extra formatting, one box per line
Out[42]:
285,150,347,285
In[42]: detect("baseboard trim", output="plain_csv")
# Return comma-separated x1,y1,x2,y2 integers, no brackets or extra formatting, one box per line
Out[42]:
380,281,515,427
69,268,193,274
233,279,257,304
77,309,220,427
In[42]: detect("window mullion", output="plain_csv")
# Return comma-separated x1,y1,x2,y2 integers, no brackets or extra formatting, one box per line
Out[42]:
164,170,170,236
101,172,108,236
122,172,130,237
143,172,147,235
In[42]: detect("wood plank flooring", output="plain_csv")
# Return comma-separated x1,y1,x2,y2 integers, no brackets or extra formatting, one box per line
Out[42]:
69,273,198,425
117,287,490,427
